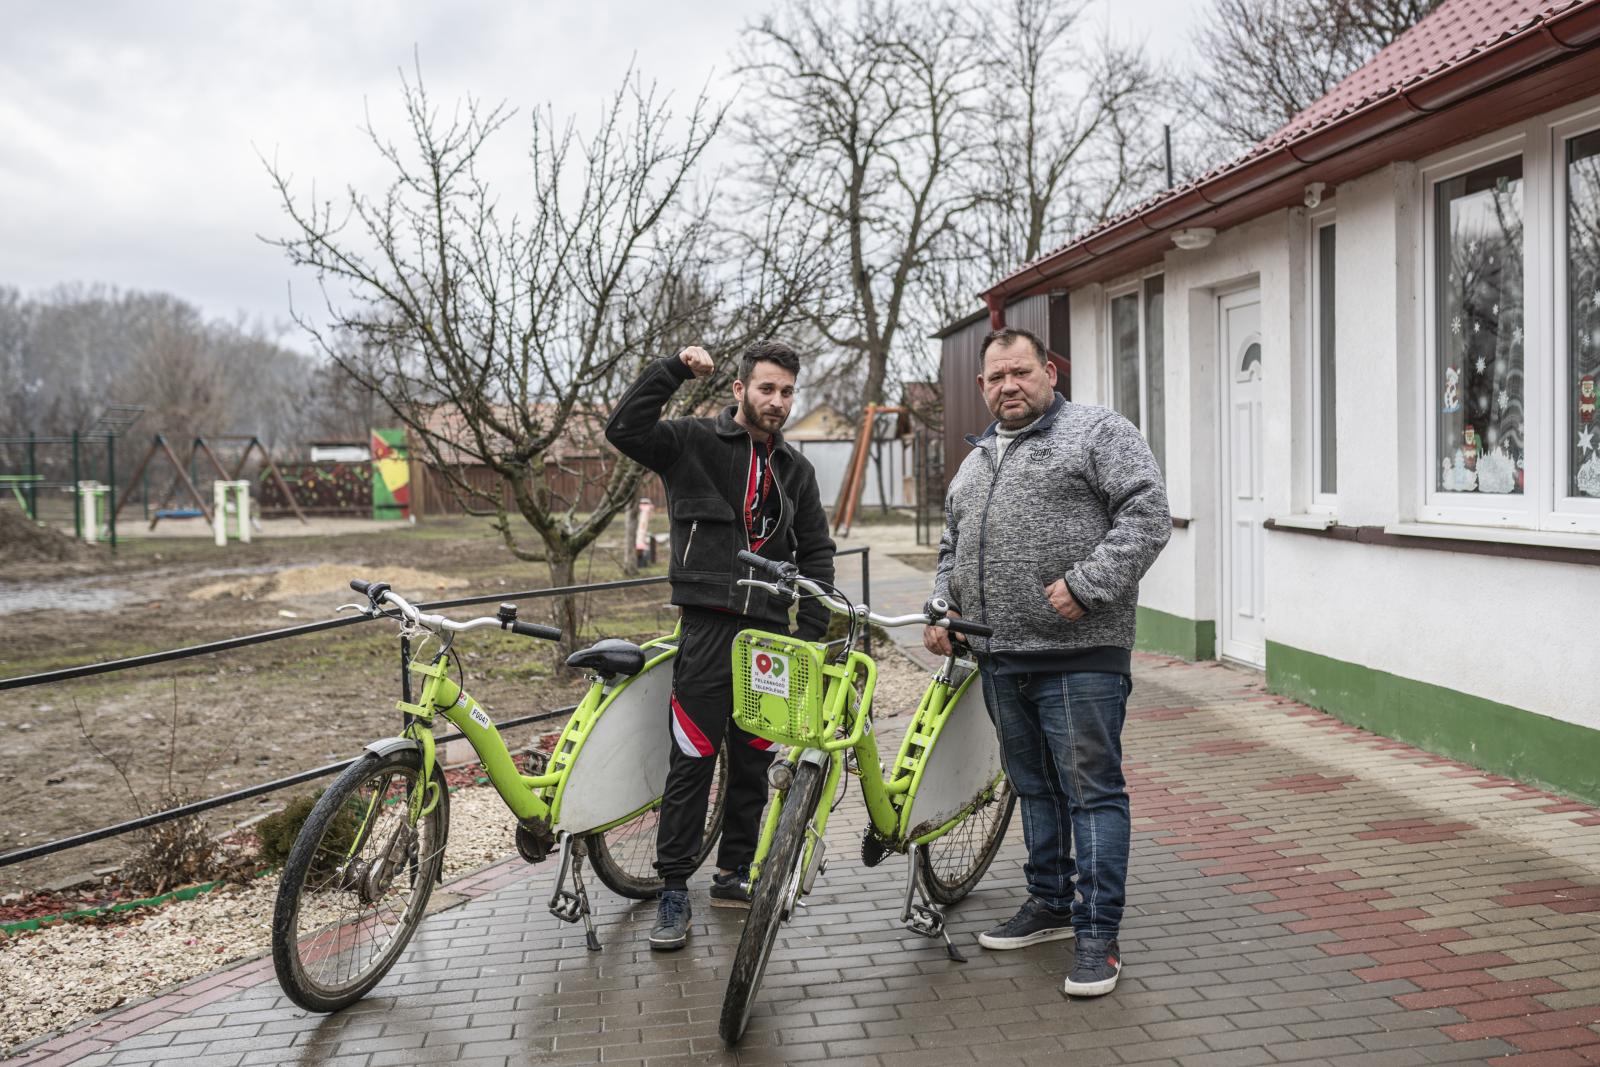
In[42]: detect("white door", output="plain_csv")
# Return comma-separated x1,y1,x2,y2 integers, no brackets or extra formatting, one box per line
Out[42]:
1219,290,1266,666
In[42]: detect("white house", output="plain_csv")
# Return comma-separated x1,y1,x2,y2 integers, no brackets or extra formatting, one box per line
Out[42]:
972,0,1600,801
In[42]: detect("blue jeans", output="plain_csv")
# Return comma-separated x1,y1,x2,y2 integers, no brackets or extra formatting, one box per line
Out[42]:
979,665,1131,940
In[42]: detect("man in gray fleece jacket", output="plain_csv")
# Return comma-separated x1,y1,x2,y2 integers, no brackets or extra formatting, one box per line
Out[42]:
925,326,1169,997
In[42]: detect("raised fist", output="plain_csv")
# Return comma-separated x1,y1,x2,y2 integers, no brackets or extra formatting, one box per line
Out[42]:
678,346,714,378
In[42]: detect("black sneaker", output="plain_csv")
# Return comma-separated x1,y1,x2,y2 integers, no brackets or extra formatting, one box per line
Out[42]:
709,867,751,909
649,889,692,951
1063,937,1121,997
977,897,1076,950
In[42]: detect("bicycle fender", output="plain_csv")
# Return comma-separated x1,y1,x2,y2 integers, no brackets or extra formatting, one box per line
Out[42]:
364,737,420,759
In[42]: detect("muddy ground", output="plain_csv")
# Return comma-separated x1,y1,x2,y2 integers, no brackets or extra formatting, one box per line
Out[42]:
0,515,686,896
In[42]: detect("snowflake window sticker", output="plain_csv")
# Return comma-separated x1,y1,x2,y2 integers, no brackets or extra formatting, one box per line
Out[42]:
1475,356,1486,373
1451,315,1462,335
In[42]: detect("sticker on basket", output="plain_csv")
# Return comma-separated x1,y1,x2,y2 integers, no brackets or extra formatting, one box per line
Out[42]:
469,705,493,730
751,651,791,698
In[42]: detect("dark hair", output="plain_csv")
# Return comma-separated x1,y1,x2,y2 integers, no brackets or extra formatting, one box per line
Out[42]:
979,327,1047,366
739,340,802,383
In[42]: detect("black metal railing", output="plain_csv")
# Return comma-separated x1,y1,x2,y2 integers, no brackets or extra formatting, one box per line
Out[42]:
0,547,871,870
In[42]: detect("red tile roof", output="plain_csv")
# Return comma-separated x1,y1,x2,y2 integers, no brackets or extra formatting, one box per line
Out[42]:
1262,0,1585,148
986,0,1597,296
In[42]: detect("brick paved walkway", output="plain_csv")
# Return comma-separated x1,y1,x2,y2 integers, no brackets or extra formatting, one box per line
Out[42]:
9,654,1600,1067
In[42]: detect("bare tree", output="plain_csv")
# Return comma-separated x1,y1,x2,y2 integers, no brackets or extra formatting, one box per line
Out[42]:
267,66,811,646
924,0,1168,326
735,0,986,410
1192,0,1440,160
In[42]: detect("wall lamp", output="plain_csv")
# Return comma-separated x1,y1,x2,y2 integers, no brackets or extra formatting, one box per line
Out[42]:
1171,227,1216,250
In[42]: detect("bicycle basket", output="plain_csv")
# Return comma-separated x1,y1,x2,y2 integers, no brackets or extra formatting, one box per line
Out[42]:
731,629,828,747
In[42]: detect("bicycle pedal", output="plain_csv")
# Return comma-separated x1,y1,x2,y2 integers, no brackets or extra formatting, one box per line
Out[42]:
906,903,945,939
549,890,585,924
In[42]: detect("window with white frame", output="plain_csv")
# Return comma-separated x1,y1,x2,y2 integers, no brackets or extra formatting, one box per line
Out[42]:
1108,275,1166,472
1566,129,1600,498
1420,99,1600,533
1311,218,1338,501
1434,156,1525,497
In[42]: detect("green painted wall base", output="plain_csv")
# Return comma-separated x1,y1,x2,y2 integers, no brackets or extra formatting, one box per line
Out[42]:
1267,641,1600,807
1136,606,1216,661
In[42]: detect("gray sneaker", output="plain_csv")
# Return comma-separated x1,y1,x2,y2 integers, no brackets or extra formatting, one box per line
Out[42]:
976,897,1075,950
649,889,692,951
1063,937,1121,996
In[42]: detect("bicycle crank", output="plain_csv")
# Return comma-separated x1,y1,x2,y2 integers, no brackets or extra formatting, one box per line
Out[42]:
901,843,966,963
516,818,556,864
547,836,601,951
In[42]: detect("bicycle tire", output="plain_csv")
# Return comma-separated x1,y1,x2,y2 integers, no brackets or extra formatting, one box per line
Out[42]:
719,759,825,1045
585,742,730,899
272,748,448,1012
916,777,1015,906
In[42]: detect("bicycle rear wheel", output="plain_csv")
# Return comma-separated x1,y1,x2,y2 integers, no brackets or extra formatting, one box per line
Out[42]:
272,747,448,1012
719,759,825,1045
585,742,728,899
916,776,1015,906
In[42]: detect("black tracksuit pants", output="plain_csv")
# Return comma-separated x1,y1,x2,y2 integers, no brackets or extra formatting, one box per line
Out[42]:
655,608,778,888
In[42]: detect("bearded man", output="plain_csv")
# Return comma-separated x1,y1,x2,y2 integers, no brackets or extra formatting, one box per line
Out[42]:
604,341,836,950
925,327,1169,996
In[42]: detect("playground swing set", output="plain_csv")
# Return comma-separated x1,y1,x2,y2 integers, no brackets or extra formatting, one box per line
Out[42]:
115,433,309,533
2,413,310,550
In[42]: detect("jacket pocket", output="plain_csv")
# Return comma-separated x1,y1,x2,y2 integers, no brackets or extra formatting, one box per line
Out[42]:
671,496,735,570
983,557,1074,639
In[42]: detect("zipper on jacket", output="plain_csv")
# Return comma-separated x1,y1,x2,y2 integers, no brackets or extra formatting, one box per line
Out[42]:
683,520,699,567
975,440,1013,629
741,440,756,615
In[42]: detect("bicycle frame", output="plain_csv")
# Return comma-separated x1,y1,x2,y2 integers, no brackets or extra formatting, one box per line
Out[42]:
388,628,681,832
746,645,997,884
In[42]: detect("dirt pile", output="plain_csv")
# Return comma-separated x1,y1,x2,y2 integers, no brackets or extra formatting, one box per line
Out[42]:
0,506,92,565
185,564,467,605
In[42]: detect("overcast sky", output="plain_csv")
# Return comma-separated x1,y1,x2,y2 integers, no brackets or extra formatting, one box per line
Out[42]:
1,1,1198,348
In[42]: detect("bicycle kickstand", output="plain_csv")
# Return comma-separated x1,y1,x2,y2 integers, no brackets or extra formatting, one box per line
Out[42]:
548,835,602,952
901,843,966,963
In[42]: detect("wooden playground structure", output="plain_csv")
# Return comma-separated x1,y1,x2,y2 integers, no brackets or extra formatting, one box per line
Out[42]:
114,434,308,530
1,411,311,549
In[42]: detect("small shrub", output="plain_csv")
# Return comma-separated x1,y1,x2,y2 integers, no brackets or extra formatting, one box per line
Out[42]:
255,790,361,875
255,792,321,869
119,792,226,895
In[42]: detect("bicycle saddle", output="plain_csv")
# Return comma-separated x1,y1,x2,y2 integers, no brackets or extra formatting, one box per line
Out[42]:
565,638,646,677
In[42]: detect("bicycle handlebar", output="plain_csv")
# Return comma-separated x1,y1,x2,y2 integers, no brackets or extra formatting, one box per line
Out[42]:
348,579,562,642
734,570,993,638
736,549,796,581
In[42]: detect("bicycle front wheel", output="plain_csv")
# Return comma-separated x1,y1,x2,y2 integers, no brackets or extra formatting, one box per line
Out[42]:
720,759,825,1045
584,742,728,899
272,747,448,1012
916,776,1015,906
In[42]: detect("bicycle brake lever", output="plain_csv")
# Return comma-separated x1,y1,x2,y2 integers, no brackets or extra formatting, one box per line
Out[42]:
335,602,373,615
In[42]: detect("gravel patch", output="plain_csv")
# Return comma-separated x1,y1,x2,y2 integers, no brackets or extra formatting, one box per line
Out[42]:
0,782,517,1056
0,642,932,1056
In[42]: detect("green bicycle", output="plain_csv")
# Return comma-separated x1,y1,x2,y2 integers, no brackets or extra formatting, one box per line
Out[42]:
271,579,727,1012
719,552,1016,1044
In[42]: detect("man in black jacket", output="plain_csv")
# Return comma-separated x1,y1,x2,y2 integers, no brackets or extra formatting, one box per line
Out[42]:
605,340,836,950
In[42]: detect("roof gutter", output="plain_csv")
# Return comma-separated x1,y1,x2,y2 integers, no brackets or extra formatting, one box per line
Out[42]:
984,2,1600,303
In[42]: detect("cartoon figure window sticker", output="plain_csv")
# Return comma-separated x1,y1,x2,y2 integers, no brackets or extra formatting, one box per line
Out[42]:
1436,157,1525,495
